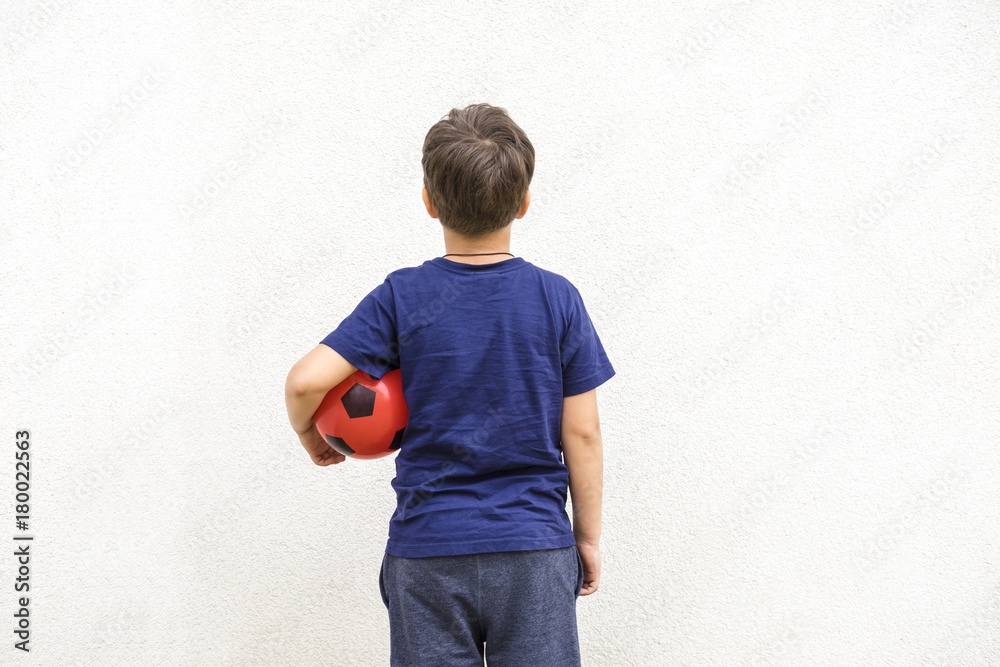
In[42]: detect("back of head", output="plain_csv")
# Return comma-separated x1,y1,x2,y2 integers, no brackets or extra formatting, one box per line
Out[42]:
422,103,535,240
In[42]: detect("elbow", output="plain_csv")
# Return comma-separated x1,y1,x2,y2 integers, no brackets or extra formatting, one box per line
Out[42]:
285,368,310,399
562,426,603,448
569,420,602,443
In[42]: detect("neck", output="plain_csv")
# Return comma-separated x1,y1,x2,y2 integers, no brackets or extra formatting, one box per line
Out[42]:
442,225,513,264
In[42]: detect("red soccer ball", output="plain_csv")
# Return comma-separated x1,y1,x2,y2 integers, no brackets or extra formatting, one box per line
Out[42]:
313,369,408,460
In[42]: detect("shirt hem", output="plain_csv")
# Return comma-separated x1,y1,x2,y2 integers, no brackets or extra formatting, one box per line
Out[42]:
319,339,393,379
385,532,577,558
563,364,616,397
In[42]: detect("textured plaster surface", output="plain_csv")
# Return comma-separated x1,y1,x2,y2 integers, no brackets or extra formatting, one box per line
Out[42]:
1,1,998,665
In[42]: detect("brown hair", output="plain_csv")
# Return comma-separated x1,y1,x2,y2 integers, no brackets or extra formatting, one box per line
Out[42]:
422,103,535,239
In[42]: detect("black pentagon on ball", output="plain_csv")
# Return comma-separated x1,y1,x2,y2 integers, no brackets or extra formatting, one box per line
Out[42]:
341,383,376,418
325,434,355,456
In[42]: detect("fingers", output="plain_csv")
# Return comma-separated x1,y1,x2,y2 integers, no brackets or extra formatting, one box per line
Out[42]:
313,451,347,466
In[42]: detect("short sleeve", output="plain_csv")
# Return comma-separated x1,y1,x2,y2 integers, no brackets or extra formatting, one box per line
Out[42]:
320,279,398,379
560,286,615,397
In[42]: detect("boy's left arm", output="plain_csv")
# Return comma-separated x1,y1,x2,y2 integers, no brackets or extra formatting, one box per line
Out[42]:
285,343,358,465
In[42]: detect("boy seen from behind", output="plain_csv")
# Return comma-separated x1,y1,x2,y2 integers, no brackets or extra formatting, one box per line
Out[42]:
285,103,615,666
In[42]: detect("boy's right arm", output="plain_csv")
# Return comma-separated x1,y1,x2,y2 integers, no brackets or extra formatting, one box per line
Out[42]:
561,388,603,596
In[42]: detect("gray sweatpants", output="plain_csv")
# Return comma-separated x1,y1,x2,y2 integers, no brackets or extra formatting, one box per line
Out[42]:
379,545,584,666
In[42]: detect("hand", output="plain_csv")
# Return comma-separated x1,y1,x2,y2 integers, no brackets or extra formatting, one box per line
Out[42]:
297,424,347,466
576,541,601,596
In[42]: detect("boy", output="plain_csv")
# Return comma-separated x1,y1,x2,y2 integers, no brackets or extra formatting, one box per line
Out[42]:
285,103,614,665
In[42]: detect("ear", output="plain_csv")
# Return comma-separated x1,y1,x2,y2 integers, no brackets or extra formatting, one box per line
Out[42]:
515,189,530,219
422,187,438,218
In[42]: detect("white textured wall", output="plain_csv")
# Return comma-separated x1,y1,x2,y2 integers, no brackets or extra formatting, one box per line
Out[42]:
2,1,998,665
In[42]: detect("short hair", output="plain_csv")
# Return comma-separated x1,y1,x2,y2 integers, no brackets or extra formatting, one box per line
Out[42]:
422,103,535,239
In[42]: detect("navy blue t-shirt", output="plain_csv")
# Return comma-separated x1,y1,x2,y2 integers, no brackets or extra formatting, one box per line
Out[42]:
320,256,615,558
